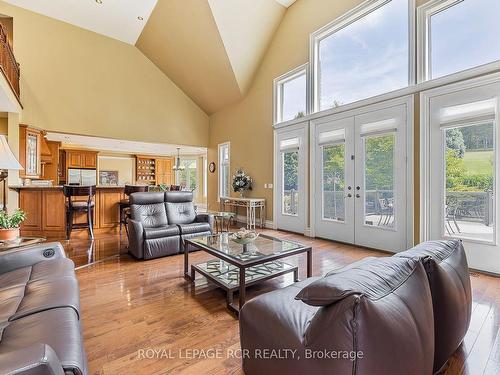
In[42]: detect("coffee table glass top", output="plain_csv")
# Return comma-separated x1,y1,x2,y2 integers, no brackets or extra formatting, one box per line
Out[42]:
189,233,304,264
207,211,236,218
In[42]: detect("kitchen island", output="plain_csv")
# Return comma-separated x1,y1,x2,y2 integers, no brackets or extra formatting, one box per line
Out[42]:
10,185,126,238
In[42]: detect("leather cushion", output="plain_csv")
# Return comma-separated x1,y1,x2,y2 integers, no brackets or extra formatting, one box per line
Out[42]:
30,258,76,282
129,192,164,205
166,202,196,224
0,267,31,290
144,225,179,239
296,257,419,306
144,236,180,259
0,308,86,375
131,202,168,228
0,285,25,324
165,191,193,203
178,222,211,235
9,277,80,321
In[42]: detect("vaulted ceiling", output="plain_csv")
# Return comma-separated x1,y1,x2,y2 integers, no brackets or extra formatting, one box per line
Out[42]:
3,0,297,114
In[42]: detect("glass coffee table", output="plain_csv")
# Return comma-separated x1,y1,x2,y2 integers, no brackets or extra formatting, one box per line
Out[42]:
184,233,312,315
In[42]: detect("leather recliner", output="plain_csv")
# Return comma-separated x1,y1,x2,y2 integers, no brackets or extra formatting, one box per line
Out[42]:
395,240,471,373
240,240,472,375
0,242,87,375
128,191,213,260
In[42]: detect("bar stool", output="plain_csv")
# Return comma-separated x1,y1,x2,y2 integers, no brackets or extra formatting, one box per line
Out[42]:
63,185,96,240
119,185,149,235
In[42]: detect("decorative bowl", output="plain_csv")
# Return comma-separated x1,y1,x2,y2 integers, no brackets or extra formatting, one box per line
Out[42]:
230,232,259,245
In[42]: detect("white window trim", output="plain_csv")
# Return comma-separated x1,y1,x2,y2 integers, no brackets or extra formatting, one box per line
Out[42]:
217,142,230,202
420,71,500,243
310,0,416,113
273,63,310,125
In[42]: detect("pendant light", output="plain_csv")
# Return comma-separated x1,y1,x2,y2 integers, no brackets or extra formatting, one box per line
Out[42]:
172,147,185,171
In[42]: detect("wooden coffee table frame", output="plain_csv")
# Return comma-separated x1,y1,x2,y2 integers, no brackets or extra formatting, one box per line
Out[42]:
184,235,312,315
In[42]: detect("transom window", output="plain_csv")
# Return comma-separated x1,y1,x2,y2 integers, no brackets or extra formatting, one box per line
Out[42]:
312,0,410,111
418,0,500,81
274,65,308,124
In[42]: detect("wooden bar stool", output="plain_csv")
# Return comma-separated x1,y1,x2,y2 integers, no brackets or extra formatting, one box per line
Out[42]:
63,185,96,240
119,185,149,235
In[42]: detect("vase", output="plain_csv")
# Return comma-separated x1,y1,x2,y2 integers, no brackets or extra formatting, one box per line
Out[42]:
0,227,19,241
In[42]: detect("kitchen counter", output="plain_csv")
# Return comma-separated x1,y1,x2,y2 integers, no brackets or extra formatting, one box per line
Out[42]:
14,185,127,238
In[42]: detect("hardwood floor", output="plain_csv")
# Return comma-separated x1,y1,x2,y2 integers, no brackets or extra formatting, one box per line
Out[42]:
55,230,500,375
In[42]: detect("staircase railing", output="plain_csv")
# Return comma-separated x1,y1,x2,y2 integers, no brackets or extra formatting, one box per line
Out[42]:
0,23,20,101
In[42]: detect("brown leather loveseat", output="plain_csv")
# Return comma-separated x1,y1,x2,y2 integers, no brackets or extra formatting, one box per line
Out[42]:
240,240,471,375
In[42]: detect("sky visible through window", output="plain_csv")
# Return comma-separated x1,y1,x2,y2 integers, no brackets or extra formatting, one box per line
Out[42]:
430,0,500,79
318,0,409,110
281,73,307,122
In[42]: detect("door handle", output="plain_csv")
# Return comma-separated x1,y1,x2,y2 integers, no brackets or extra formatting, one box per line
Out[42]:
356,186,361,191
347,193,352,198
355,194,361,198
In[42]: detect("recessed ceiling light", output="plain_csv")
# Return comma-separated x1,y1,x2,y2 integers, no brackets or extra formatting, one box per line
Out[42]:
137,16,144,21
95,0,103,4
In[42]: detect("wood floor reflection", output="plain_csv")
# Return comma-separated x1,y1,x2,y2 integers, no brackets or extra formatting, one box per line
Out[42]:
56,230,500,375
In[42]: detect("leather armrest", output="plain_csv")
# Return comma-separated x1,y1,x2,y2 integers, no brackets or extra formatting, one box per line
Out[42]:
128,219,144,259
0,242,66,274
0,343,64,375
196,214,214,233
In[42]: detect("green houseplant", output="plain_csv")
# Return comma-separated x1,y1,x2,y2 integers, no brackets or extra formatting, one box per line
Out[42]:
0,209,26,241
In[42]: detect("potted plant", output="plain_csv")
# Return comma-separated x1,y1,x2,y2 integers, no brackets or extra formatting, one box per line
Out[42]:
0,209,26,241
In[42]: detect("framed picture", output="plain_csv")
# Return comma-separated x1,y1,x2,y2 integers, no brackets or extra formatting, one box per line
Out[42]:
99,170,119,186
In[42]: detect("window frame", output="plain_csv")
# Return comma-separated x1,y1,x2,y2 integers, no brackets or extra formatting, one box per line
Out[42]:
273,63,310,125
417,0,500,83
217,142,230,201
310,0,416,113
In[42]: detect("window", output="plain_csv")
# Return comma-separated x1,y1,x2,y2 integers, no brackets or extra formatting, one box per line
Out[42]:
418,0,500,81
177,159,197,192
218,142,230,199
312,0,410,111
280,137,300,215
274,65,308,123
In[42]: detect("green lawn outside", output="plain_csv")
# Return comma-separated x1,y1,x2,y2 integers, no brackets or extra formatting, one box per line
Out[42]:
463,150,493,175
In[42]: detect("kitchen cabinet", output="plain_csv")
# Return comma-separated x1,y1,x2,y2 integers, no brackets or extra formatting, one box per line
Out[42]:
66,149,98,169
156,157,174,185
19,189,42,231
42,141,61,184
19,124,42,179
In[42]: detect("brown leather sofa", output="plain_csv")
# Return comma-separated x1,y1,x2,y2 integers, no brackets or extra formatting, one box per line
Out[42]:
128,191,213,260
240,240,471,375
0,242,87,375
396,240,471,373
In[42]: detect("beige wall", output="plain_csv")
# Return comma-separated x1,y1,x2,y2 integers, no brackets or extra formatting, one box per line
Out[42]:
97,154,135,186
0,1,209,147
208,0,365,220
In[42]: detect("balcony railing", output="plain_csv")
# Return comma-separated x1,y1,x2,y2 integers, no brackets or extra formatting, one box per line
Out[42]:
0,23,20,100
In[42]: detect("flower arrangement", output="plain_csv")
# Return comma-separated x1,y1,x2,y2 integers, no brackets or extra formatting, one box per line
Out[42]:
232,169,253,196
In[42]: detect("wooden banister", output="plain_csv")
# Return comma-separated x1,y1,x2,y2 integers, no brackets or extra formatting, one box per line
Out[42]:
0,23,20,101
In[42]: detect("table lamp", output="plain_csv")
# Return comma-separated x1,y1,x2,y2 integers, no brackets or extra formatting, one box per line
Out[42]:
0,135,23,210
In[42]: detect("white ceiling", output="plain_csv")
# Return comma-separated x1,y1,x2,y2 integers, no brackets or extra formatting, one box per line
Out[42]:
274,0,297,7
3,0,158,44
45,132,207,156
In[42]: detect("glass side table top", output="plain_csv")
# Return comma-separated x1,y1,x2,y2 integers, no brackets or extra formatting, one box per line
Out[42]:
207,211,236,218
0,237,46,252
189,233,305,265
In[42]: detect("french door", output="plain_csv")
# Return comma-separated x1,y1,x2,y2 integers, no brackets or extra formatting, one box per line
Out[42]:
275,123,308,233
312,100,410,252
423,74,500,273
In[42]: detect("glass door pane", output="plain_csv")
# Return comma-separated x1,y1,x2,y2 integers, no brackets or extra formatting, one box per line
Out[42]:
444,123,495,242
322,143,345,221
282,150,299,216
364,134,396,229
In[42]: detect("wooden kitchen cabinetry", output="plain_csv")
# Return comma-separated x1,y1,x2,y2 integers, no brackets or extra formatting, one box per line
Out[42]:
66,149,98,169
156,157,174,185
42,141,61,184
19,124,42,179
17,187,125,238
135,155,156,184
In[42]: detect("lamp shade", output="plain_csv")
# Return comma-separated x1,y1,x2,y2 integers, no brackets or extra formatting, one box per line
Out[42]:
0,135,23,170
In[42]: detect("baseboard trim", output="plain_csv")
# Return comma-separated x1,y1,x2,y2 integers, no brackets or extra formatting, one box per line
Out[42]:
232,214,273,229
